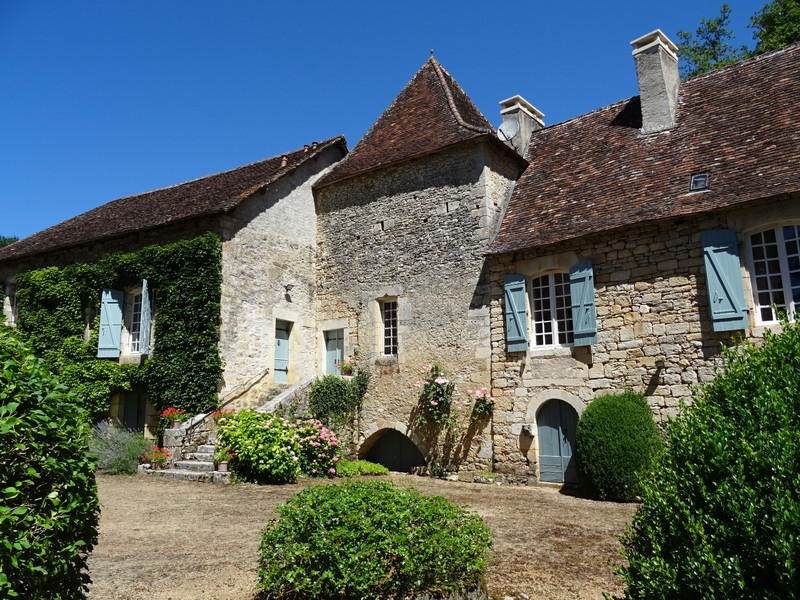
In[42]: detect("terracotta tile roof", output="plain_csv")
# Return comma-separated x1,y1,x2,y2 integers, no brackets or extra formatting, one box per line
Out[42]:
316,57,507,187
489,43,800,254
0,136,347,263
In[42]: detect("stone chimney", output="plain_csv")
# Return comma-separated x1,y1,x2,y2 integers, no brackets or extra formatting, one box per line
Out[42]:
631,30,680,134
498,95,544,156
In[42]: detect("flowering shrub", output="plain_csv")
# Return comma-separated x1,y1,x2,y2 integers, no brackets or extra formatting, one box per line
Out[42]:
89,419,153,475
414,363,456,428
294,419,340,477
216,410,340,484
161,407,185,420
465,387,495,422
142,446,171,465
211,407,236,423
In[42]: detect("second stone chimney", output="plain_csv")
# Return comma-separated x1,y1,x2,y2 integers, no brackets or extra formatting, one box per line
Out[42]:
631,30,680,134
498,95,544,156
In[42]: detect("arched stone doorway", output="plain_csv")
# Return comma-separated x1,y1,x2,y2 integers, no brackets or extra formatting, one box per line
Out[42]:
359,428,426,473
536,399,579,484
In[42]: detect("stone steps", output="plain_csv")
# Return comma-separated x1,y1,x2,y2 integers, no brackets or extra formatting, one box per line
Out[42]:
140,442,232,484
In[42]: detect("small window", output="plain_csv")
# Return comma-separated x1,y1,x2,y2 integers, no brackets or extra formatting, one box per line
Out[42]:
530,273,573,347
690,173,709,191
381,300,398,356
749,224,800,323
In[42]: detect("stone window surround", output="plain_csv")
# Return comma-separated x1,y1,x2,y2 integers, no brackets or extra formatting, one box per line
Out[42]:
318,318,351,375
379,297,398,357
529,272,573,348
513,250,581,355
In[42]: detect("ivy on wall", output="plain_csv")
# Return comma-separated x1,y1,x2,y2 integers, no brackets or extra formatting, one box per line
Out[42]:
13,232,223,419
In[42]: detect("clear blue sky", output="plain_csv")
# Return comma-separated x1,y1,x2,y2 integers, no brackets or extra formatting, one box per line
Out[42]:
1,0,764,240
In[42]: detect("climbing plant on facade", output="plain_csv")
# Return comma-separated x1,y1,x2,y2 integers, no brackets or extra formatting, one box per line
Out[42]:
13,232,223,419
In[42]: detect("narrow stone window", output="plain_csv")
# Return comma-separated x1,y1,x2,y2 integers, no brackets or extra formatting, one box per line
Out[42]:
129,292,143,353
380,300,398,356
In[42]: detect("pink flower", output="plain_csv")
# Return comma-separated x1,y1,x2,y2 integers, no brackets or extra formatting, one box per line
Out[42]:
292,457,299,461
434,377,449,385
312,469,316,474
329,468,336,474
413,381,421,388
333,456,339,462
430,400,438,406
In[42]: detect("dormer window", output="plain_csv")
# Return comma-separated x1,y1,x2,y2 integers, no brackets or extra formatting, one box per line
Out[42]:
690,173,709,191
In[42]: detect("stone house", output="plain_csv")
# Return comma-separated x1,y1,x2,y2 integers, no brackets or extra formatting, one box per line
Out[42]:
486,32,800,483
1,30,798,482
0,138,347,434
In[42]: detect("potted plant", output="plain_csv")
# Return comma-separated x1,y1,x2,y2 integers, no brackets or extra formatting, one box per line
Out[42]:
161,407,188,429
339,359,355,376
143,446,172,470
214,445,235,472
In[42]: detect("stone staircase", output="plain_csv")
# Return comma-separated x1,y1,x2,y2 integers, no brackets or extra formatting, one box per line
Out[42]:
140,443,232,483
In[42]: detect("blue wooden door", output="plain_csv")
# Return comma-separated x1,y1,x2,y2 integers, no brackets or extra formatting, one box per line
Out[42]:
537,400,579,483
324,329,344,375
274,320,291,384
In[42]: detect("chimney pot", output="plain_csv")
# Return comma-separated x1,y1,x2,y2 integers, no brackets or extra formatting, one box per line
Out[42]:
498,95,544,156
311,141,318,150
280,155,288,168
631,29,680,134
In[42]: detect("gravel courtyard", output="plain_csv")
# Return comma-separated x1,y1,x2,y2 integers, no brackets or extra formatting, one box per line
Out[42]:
87,472,636,600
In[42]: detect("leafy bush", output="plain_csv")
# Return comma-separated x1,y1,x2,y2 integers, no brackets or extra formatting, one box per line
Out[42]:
575,391,662,502
216,410,340,484
257,480,492,599
0,328,99,599
616,320,800,599
414,362,456,428
308,370,371,430
335,459,389,477
88,419,153,475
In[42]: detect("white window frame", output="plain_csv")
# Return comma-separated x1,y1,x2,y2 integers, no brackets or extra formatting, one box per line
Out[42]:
128,291,144,353
747,224,800,325
529,272,574,348
380,299,398,357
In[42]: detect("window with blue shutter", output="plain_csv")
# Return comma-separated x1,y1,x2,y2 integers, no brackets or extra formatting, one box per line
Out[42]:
504,274,529,352
98,289,124,358
701,229,748,331
569,260,597,346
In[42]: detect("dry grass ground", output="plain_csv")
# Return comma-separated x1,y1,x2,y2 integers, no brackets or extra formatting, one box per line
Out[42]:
87,472,636,600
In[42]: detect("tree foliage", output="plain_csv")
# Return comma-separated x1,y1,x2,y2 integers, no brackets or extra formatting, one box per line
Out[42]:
677,1,800,78
0,328,99,599
0,235,18,248
615,320,800,599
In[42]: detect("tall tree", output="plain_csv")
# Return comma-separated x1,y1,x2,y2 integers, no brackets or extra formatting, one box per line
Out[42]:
750,0,800,53
0,235,18,248
676,3,750,78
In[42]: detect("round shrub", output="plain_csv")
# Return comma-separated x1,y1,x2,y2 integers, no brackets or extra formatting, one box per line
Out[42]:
0,328,99,599
615,320,800,599
575,391,662,501
258,480,492,599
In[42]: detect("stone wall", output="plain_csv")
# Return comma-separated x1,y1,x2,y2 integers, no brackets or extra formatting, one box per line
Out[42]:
487,194,800,481
315,140,520,469
218,146,344,407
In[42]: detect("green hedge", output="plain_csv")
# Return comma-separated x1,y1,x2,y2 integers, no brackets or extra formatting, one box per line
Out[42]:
616,319,800,599
575,391,662,502
0,328,99,599
258,480,492,599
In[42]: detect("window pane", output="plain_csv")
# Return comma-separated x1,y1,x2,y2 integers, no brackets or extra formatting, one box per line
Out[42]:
381,301,398,356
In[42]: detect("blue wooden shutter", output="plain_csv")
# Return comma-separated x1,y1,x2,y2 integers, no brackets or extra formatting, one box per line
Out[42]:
139,279,151,355
570,260,597,346
504,274,528,352
97,289,123,358
701,229,748,331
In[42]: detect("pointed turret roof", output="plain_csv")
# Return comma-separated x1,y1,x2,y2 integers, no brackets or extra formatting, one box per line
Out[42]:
317,57,507,187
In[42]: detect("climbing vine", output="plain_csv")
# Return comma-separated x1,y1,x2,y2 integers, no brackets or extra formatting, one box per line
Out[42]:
13,232,222,420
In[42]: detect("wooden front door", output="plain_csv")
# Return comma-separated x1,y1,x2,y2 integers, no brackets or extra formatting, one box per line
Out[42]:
324,329,344,375
537,399,579,484
274,320,292,384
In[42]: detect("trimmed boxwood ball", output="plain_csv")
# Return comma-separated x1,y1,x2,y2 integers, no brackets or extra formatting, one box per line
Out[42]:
575,391,662,502
257,480,492,600
615,319,800,599
0,328,100,599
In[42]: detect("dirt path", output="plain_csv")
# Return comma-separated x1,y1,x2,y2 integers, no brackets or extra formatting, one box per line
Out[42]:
87,473,636,600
